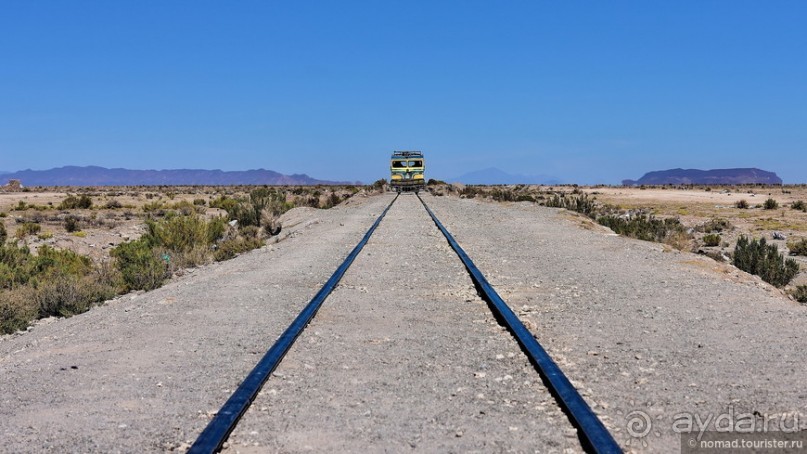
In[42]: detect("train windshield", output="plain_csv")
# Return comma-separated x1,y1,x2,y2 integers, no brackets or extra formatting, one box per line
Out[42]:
408,160,423,167
392,160,408,168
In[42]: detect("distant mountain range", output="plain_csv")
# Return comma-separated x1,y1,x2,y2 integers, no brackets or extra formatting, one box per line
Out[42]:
448,167,561,185
623,168,782,186
0,166,356,186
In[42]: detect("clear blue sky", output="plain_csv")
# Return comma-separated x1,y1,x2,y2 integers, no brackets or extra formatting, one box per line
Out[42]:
1,1,805,184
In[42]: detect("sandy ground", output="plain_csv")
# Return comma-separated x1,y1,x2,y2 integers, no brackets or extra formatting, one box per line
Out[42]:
583,186,807,287
1,193,806,453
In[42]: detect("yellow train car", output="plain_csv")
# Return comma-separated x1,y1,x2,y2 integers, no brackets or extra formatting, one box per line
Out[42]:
389,151,426,193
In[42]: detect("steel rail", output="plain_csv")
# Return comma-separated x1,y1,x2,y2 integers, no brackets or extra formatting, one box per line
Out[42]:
417,193,622,454
189,194,399,454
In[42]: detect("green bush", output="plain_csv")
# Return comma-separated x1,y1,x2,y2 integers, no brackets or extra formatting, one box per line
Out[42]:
15,222,41,239
64,216,80,233
703,234,721,247
209,195,239,212
733,236,799,287
0,222,6,244
792,200,806,211
111,237,167,291
105,199,123,209
213,236,263,262
146,214,209,253
0,287,37,333
763,198,778,210
34,274,117,318
792,285,807,304
59,195,93,210
217,188,292,227
787,238,807,256
547,193,597,218
0,243,102,331
193,198,207,206
598,214,687,244
735,199,750,209
698,218,732,233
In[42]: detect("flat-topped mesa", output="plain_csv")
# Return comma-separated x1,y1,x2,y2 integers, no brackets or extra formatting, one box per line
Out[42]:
623,168,782,186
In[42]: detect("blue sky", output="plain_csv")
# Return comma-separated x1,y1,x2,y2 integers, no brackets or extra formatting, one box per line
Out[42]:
1,1,805,184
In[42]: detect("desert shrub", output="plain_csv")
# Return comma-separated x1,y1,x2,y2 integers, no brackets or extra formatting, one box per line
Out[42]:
219,188,292,227
213,236,263,262
0,212,6,217
371,179,387,190
239,225,260,239
328,191,342,207
735,199,750,209
792,200,806,211
427,179,446,186
0,244,92,291
142,200,164,213
546,193,597,218
207,216,228,244
209,195,239,212
105,199,123,209
597,214,687,244
145,213,209,253
15,222,41,239
787,238,807,256
792,285,807,304
763,198,778,210
193,198,207,206
733,236,799,287
64,215,80,233
703,233,721,247
111,237,167,291
0,222,6,244
697,218,732,233
59,195,92,210
664,230,693,251
0,287,38,334
489,188,517,202
34,274,117,318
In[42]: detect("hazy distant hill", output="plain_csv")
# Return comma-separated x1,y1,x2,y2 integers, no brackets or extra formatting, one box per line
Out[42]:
1,166,355,186
448,167,561,185
623,168,782,186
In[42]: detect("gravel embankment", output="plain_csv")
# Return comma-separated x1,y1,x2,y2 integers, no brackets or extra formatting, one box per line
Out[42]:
2,192,805,453
0,194,394,452
424,194,807,451
223,193,582,452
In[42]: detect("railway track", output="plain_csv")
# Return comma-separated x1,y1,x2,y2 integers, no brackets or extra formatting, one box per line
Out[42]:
189,194,621,454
